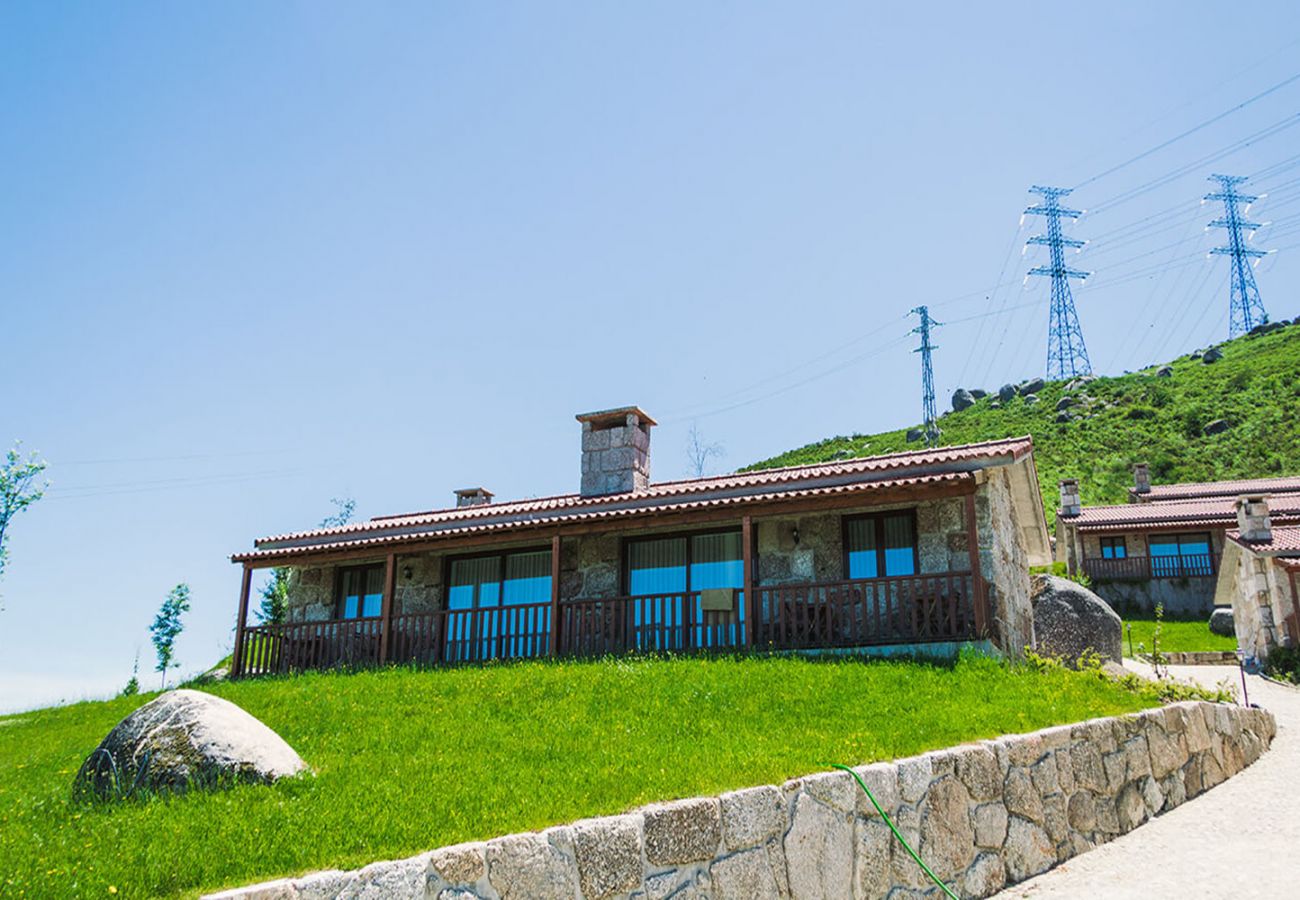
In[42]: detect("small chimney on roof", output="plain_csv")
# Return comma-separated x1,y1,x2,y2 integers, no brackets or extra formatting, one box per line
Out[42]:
454,487,494,508
577,406,656,497
1133,462,1151,496
1059,479,1082,517
1236,494,1272,542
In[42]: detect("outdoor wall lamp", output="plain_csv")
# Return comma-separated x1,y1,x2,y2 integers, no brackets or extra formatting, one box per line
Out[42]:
402,566,413,580
792,525,800,546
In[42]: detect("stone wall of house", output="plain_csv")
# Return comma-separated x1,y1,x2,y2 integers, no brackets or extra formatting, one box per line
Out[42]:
753,496,972,587
206,700,1275,900
1220,543,1297,662
1078,530,1227,562
1089,578,1219,617
282,555,442,623
978,468,1034,656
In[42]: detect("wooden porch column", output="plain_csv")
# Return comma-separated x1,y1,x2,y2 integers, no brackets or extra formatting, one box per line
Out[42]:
378,552,397,664
964,491,988,638
231,565,253,678
548,533,563,657
742,516,755,648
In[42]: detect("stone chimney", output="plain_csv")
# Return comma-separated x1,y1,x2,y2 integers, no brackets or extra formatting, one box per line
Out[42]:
1236,494,1272,542
1133,462,1151,496
577,407,656,497
1058,479,1082,517
454,487,494,508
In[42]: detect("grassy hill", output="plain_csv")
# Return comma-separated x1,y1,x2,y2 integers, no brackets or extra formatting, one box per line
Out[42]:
748,321,1300,518
1,654,1158,898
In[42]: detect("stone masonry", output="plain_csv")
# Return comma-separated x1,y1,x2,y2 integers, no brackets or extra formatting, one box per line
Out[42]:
204,701,1273,900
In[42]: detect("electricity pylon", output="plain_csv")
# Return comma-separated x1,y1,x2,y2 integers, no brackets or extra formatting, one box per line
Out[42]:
1025,186,1092,380
1205,174,1270,337
911,305,940,447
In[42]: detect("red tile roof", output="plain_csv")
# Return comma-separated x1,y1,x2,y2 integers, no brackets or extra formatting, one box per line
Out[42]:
233,436,1034,563
1067,493,1300,533
1130,475,1300,503
1226,526,1300,555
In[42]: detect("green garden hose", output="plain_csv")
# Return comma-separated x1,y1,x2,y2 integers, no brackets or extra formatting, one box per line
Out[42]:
831,763,961,900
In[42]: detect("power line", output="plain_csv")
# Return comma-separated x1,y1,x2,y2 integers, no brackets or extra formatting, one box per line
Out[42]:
1074,71,1300,189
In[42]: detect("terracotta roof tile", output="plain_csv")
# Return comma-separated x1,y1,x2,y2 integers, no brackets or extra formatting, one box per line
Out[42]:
233,437,1036,562
1226,526,1300,555
1131,475,1300,503
1068,492,1300,532
234,471,974,563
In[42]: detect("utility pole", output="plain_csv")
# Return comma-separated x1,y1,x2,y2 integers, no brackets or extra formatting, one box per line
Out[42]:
1205,174,1270,337
911,305,941,447
1025,185,1092,380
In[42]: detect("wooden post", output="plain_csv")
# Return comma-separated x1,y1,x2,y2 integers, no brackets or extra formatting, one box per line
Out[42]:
742,516,755,648
231,565,253,678
964,491,987,638
378,553,397,664
549,533,563,657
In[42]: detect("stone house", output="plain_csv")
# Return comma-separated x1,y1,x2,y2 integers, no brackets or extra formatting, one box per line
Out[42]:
1214,495,1300,664
229,408,1053,675
1054,465,1300,614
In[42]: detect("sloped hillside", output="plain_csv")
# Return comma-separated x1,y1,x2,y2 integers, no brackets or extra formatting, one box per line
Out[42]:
747,320,1300,518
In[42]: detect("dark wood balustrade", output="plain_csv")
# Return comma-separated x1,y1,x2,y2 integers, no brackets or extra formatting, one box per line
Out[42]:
236,571,986,677
756,572,979,650
1083,553,1217,581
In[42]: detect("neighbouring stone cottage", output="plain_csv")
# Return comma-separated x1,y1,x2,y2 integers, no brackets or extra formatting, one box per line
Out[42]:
1214,494,1300,663
1055,464,1300,614
229,408,1055,674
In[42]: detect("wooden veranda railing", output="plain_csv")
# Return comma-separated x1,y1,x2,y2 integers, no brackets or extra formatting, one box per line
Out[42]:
235,571,987,676
1083,553,1217,581
755,572,980,650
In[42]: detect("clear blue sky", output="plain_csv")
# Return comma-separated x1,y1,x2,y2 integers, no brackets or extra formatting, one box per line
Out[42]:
3,2,1299,711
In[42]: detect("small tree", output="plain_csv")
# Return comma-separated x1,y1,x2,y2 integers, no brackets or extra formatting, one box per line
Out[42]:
0,442,48,599
685,423,725,478
121,651,140,697
257,498,355,625
257,567,290,625
150,583,191,689
321,497,355,528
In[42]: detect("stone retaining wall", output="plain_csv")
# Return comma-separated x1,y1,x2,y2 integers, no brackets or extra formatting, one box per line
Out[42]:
206,701,1274,900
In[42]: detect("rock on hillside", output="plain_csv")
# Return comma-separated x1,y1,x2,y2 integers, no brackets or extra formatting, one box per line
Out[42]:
1030,575,1122,667
74,689,306,801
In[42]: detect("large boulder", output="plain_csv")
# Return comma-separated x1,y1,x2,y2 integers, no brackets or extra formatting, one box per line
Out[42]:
1030,575,1123,667
998,383,1017,403
952,389,975,412
1202,346,1223,364
74,689,306,801
1209,607,1235,637
1018,377,1045,395
1203,419,1231,436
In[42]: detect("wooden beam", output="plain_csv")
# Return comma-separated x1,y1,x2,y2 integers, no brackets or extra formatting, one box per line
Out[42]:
548,533,562,657
234,476,979,570
231,565,253,678
742,515,755,648
964,492,988,639
378,553,397,664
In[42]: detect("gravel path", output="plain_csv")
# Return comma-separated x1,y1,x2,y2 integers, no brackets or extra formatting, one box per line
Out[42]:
997,664,1300,899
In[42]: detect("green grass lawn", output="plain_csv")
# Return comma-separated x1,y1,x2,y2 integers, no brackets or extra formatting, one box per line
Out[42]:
1121,616,1238,657
2,653,1160,899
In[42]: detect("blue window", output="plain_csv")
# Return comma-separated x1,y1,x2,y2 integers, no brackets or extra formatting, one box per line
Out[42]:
337,564,385,619
1099,537,1127,559
1149,533,1214,576
445,549,551,660
845,512,918,579
625,530,744,649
